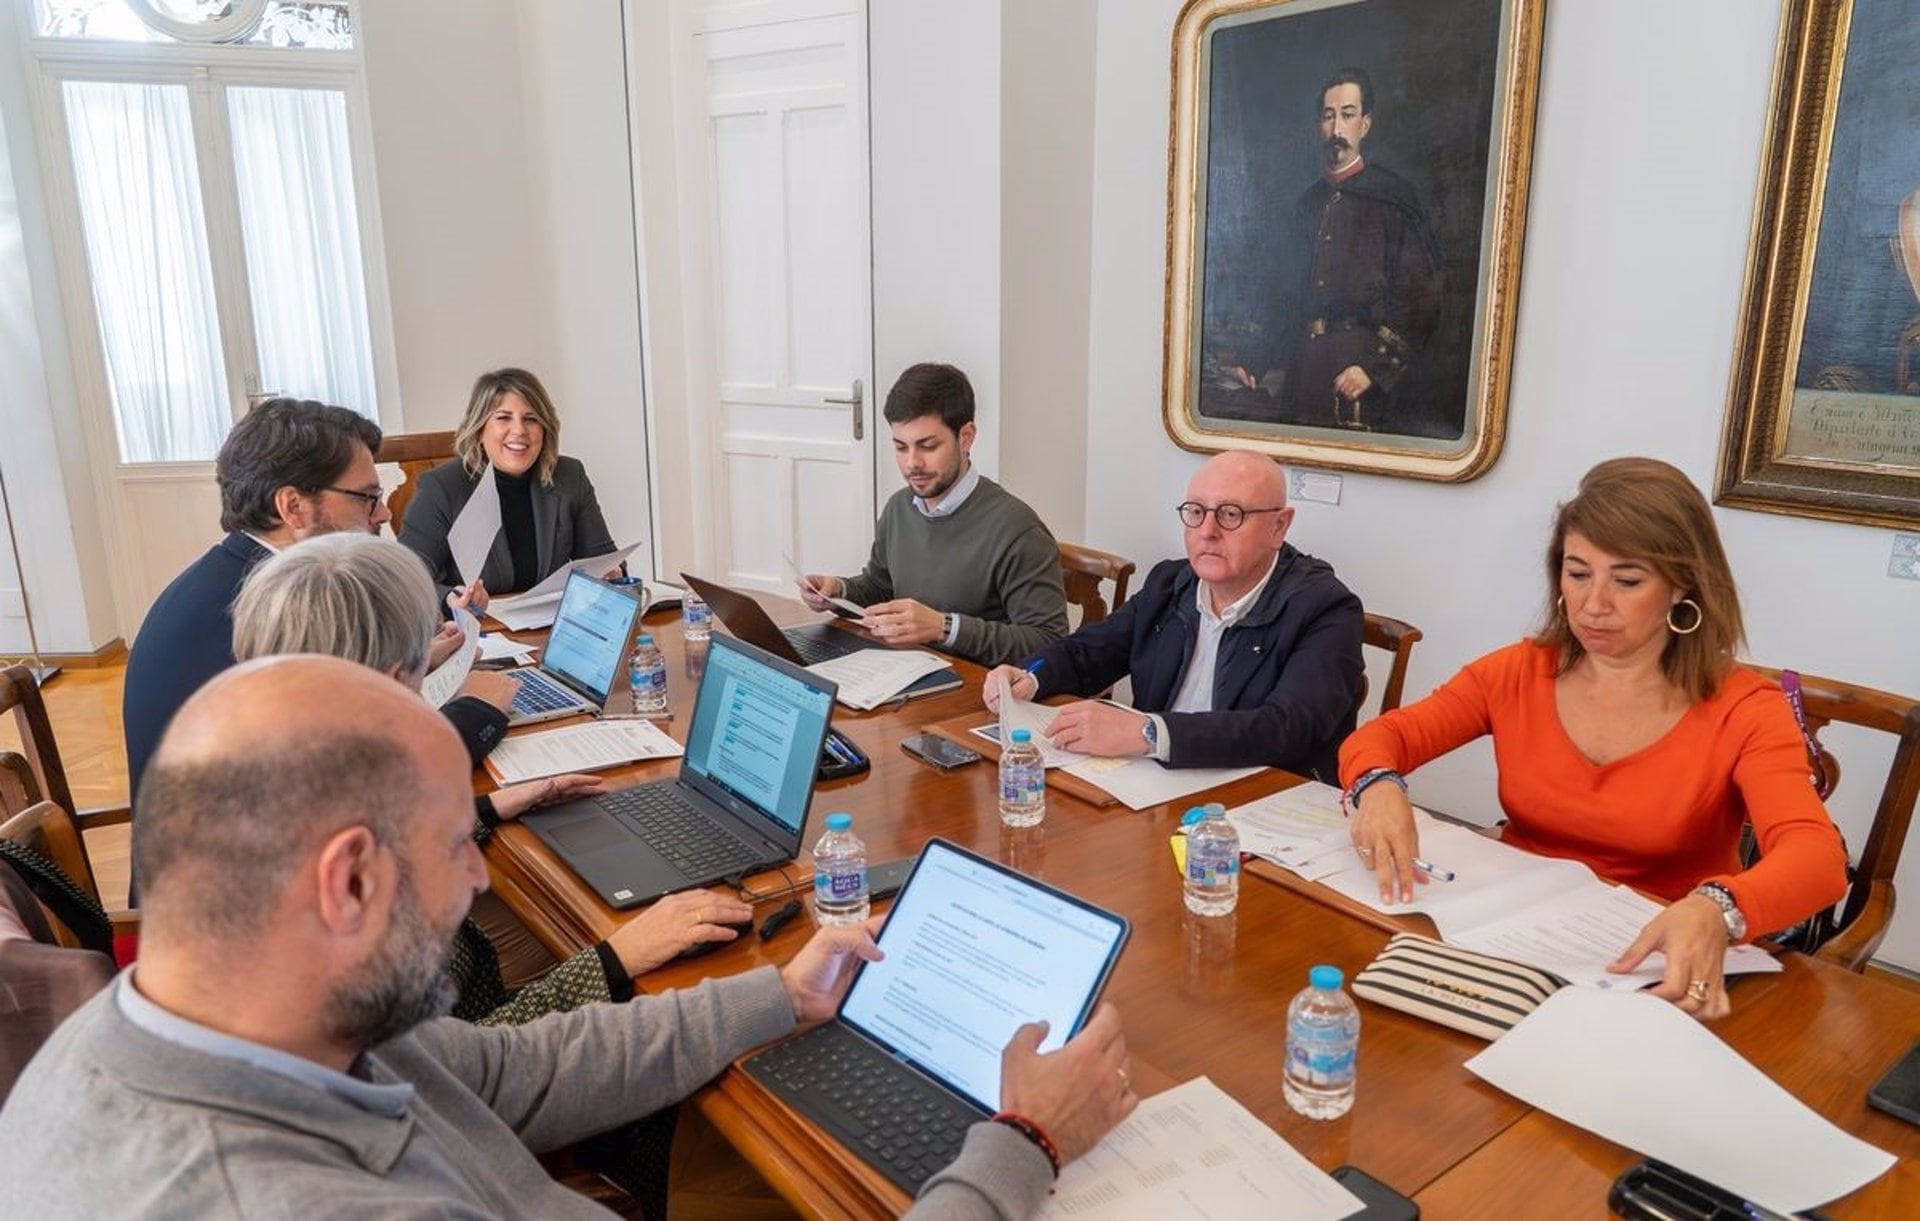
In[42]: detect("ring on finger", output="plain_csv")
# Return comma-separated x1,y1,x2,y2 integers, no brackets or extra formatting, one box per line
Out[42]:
1116,1067,1130,1092
1686,979,1710,1002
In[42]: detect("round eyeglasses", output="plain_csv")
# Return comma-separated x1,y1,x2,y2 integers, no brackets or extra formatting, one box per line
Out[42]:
1175,501,1283,531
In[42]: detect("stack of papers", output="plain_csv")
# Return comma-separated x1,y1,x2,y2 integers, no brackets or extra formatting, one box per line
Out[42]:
483,718,683,784
1234,784,1781,990
1037,1077,1364,1220
805,650,953,710
1467,989,1894,1212
968,696,1263,810
487,543,640,629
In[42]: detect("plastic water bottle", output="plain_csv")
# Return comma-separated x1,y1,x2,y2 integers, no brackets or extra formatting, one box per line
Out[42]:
1183,802,1240,916
1285,965,1360,1119
812,813,868,926
998,728,1046,827
628,633,668,715
682,588,712,642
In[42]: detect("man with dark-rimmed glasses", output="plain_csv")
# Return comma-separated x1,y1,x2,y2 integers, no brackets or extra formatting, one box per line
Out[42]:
984,451,1363,779
124,398,518,805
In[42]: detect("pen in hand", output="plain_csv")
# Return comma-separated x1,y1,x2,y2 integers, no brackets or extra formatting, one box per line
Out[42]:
1412,857,1455,882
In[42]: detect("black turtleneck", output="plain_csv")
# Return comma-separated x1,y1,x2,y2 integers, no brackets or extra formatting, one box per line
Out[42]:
495,467,539,593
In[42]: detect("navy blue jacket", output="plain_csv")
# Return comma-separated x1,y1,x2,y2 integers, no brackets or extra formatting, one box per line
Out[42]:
1028,546,1364,781
123,532,506,802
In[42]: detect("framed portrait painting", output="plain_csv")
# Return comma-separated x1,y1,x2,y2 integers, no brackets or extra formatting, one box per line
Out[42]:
1162,0,1545,481
1718,0,1920,530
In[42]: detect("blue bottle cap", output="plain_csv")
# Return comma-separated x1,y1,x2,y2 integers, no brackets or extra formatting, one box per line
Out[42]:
1179,805,1207,828
1010,728,1032,744
1310,965,1344,991
825,812,853,832
636,633,654,646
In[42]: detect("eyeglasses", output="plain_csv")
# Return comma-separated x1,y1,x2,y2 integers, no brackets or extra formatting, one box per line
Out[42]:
1176,501,1284,531
326,486,388,513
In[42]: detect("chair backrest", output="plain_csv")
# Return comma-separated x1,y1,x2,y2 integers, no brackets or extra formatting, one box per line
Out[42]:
1362,612,1424,715
1742,663,1920,971
0,666,75,820
375,430,457,537
1057,542,1137,627
0,801,108,951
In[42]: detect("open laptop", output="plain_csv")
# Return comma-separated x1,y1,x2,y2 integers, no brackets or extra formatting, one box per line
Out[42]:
505,570,645,726
742,839,1130,1195
521,633,836,908
680,572,963,702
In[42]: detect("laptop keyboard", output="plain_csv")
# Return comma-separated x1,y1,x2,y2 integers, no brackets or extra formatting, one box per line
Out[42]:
744,1023,980,1195
782,628,862,666
601,785,760,880
510,670,583,716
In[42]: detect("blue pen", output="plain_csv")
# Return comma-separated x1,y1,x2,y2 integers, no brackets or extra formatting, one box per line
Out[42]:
824,734,855,766
1412,857,1455,882
1022,659,1046,675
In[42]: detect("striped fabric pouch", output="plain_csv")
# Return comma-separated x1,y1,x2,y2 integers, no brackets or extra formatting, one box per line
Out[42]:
1351,933,1564,1040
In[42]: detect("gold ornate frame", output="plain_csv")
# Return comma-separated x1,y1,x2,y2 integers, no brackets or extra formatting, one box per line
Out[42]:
1717,0,1920,530
1161,0,1545,481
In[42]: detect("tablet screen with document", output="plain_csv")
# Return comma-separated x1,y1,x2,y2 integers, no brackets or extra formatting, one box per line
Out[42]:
837,838,1130,1113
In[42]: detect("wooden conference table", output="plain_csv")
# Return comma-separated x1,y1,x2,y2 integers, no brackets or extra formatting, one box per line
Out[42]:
481,595,1920,1219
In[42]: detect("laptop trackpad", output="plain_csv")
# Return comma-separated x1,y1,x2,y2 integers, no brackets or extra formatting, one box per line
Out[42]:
544,814,631,855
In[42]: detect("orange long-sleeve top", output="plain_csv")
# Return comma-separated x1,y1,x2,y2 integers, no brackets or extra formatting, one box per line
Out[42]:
1338,641,1849,939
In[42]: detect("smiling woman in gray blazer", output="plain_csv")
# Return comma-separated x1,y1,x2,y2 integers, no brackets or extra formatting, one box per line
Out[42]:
399,368,619,607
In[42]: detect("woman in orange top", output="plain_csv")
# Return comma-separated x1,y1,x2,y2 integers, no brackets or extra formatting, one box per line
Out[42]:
1341,458,1847,1019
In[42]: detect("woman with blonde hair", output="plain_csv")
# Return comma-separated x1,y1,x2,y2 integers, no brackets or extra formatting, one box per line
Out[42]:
1341,457,1847,1019
399,367,619,609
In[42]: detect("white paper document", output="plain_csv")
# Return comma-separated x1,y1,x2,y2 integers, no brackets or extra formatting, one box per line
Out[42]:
1224,782,1353,877
1037,1077,1363,1221
1063,756,1263,811
970,697,1091,768
804,649,952,710
782,552,865,619
1467,989,1894,1213
476,633,537,665
446,461,502,586
1310,812,1781,988
419,607,481,708
486,542,641,629
483,718,684,784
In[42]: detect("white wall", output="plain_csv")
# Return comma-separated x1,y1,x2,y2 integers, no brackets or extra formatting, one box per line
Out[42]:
1083,0,1920,968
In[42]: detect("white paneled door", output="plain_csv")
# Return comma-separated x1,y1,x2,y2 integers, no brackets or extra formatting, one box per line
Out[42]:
678,0,876,590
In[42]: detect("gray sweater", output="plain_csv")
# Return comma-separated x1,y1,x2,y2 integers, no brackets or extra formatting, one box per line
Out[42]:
0,968,1052,1219
840,477,1068,667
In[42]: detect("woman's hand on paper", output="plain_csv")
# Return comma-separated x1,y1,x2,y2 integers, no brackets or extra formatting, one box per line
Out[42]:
1349,785,1421,905
1608,894,1732,1021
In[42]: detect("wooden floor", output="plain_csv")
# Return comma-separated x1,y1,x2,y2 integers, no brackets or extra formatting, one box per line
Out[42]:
2,662,797,1219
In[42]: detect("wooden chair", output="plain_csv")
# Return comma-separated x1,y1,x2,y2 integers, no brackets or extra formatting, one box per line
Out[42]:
375,429,457,537
1742,664,1920,972
1362,612,1424,715
1058,542,1137,627
0,666,129,835
0,800,133,950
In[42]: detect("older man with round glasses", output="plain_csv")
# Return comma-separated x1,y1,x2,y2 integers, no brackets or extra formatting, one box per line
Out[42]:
985,450,1363,779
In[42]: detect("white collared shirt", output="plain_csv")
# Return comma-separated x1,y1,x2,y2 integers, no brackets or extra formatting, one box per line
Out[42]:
1145,553,1282,761
913,461,980,519
244,533,283,555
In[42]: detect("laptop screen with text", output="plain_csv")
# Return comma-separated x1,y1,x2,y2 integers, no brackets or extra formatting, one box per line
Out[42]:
838,840,1129,1113
540,572,637,700
683,634,834,836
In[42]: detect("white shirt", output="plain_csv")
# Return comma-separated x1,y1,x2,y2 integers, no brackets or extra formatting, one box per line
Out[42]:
1145,553,1282,761
914,461,980,646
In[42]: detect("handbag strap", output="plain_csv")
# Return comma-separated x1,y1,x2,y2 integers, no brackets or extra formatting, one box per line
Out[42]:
1780,670,1835,800
0,839,113,956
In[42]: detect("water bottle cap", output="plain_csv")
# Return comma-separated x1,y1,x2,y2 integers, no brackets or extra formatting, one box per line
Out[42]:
636,633,654,646
825,812,853,831
1179,805,1207,828
1009,728,1032,744
1309,965,1344,991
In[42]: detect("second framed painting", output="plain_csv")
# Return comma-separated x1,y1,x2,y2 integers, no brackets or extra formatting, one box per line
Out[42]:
1162,0,1545,481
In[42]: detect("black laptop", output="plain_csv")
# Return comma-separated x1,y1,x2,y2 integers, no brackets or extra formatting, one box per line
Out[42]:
742,839,1130,1195
680,572,963,702
522,634,836,908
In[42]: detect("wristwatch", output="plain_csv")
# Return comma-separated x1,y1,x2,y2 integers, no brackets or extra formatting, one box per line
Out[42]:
1692,882,1748,943
1140,715,1158,753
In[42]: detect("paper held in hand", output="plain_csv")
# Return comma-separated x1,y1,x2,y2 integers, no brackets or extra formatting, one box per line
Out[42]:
419,606,481,708
483,718,684,784
805,650,952,710
487,543,642,630
445,461,503,586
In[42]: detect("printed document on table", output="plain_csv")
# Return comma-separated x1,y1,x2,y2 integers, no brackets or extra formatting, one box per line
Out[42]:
476,633,537,664
1037,1077,1363,1221
487,542,640,630
1467,989,1894,1213
419,607,481,708
804,650,952,710
446,461,502,586
484,718,683,784
1063,756,1263,811
968,697,1089,768
1224,782,1353,877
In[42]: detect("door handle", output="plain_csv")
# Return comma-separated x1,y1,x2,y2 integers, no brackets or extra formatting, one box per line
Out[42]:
825,379,864,441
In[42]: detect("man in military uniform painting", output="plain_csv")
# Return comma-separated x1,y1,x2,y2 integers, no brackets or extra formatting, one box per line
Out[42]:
1225,68,1443,432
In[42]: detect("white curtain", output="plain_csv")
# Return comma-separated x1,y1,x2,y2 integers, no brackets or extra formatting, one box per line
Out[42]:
62,78,231,464
227,85,376,420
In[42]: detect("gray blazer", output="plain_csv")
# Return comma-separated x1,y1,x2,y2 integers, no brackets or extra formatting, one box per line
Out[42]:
399,454,618,603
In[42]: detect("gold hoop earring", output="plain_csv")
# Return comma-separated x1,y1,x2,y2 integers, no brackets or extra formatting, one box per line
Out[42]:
1667,598,1703,635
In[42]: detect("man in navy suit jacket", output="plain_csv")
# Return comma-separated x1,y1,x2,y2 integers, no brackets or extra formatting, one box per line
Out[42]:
123,400,514,802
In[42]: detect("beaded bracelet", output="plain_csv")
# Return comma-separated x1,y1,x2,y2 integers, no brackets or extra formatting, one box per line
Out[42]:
990,1111,1062,1178
1343,767,1407,813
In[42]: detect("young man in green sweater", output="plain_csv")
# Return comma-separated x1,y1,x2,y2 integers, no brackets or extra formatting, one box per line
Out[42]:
800,363,1069,667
